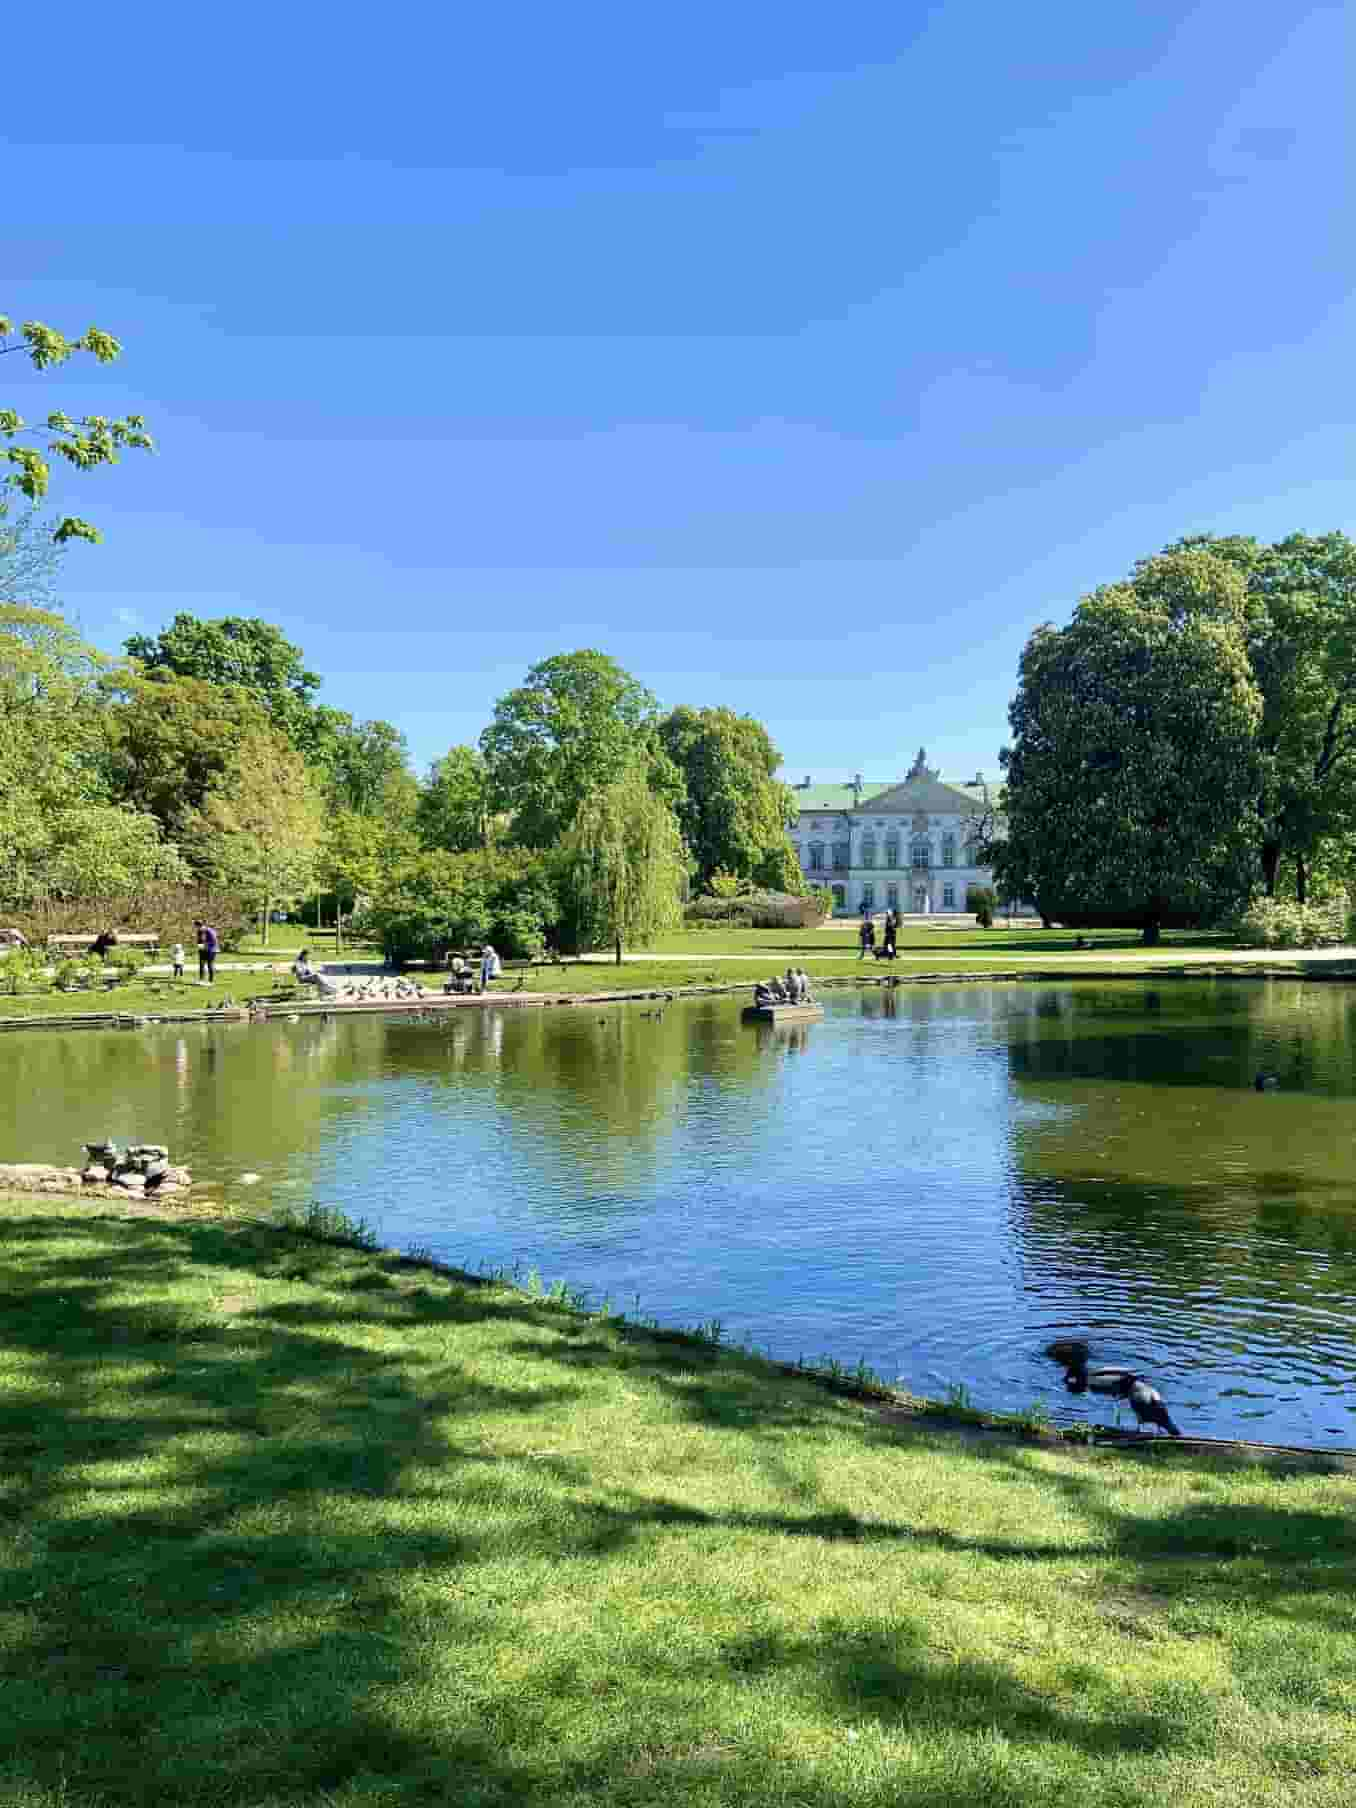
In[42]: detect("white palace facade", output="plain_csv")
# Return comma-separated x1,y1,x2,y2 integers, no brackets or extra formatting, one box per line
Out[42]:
789,749,998,917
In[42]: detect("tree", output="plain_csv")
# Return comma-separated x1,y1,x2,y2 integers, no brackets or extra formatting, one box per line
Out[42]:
416,745,490,852
1163,532,1356,901
0,603,185,906
124,614,321,748
995,551,1262,944
192,725,324,943
561,759,686,963
2,314,154,544
658,705,800,889
100,671,271,846
311,709,414,815
480,650,683,848
0,501,63,608
358,847,559,966
317,809,406,951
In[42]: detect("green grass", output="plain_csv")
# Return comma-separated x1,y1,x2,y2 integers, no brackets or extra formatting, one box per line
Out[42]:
2,1196,1354,1807
0,974,291,1022
645,924,1240,958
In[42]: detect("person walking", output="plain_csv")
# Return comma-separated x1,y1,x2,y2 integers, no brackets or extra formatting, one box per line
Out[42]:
883,910,897,959
200,921,219,984
171,939,186,980
479,943,501,993
858,916,875,959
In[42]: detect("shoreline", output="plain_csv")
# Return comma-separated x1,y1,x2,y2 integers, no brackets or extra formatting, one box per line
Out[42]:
0,959,1350,1034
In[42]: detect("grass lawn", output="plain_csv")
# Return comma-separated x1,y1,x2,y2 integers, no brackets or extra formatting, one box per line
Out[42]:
642,924,1240,959
1,1196,1353,1807
0,973,291,1023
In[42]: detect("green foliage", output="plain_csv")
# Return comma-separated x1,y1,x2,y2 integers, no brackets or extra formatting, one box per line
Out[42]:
0,944,51,995
706,870,744,899
124,613,321,746
966,884,996,927
311,711,413,816
0,500,63,609
684,889,820,929
1232,894,1351,949
1,314,153,544
997,551,1263,943
416,744,490,852
561,760,687,958
658,704,800,889
100,671,272,846
357,847,559,966
481,650,683,849
190,725,324,940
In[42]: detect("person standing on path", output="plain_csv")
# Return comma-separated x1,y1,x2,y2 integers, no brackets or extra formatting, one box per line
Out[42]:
859,916,875,959
883,910,897,959
479,943,501,993
200,921,219,983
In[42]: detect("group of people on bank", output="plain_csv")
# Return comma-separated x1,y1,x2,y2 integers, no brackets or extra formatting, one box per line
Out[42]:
753,967,814,1007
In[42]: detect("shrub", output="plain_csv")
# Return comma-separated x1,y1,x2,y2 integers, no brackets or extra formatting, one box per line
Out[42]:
966,884,996,928
1,946,52,996
706,871,744,900
684,889,823,930
55,959,99,991
1232,894,1351,949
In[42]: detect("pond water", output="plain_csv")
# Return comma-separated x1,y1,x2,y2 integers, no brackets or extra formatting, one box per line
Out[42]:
5,980,1356,1448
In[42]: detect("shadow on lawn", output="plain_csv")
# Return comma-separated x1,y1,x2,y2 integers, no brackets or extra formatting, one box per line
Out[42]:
1,1212,1352,1806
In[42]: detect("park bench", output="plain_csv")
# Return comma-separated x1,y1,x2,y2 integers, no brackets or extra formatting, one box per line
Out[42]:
46,933,161,956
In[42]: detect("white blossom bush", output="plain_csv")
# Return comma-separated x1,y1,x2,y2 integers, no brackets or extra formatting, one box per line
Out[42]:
1232,894,1352,948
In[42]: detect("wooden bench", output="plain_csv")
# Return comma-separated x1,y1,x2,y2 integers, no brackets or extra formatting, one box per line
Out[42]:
47,933,161,956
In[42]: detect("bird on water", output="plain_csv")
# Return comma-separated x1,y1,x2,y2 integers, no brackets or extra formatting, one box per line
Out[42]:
1043,1339,1182,1437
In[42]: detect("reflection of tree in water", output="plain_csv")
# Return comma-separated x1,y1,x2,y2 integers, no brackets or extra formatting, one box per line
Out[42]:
1002,982,1356,1412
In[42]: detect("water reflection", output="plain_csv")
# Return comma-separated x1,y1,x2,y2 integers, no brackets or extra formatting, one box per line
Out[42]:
3,981,1356,1445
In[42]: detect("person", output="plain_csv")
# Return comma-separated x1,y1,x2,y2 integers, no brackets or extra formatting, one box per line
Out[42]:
858,916,875,959
171,939,186,980
785,966,800,1002
200,921,219,983
753,979,776,1007
479,943,501,992
90,929,118,960
193,920,207,981
444,956,473,995
883,910,897,959
796,967,813,1002
292,948,318,985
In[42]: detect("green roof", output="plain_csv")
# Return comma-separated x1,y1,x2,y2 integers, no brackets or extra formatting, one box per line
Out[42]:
791,776,996,816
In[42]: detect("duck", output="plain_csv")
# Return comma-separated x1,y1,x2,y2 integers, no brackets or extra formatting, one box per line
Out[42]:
1047,1340,1183,1437
1254,1072,1280,1091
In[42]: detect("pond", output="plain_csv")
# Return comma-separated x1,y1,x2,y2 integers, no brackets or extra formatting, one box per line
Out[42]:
5,980,1356,1448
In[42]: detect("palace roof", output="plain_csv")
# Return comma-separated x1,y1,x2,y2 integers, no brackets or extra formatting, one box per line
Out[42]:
791,776,994,817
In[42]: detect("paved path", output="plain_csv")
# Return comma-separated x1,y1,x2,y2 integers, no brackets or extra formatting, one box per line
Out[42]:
578,946,1356,965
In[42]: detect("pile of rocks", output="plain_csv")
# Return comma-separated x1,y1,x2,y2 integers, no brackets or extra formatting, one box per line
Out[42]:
81,1141,190,1197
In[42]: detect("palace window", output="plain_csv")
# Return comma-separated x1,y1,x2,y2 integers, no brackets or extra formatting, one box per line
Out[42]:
886,883,899,911
832,840,850,871
941,836,955,867
911,841,931,869
861,883,875,910
943,883,955,908
861,835,876,869
884,834,899,868
808,842,825,871
831,884,846,910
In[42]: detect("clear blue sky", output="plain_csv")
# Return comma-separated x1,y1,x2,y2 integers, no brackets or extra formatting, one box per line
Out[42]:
8,1,1351,782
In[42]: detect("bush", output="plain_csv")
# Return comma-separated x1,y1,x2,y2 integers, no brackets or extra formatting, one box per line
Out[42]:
0,946,52,996
355,849,560,967
107,950,145,983
684,889,824,930
1232,894,1351,949
966,884,996,928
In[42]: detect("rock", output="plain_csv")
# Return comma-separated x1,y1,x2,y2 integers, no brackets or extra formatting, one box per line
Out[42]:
143,1159,170,1186
112,1171,145,1190
127,1144,168,1160
81,1165,111,1186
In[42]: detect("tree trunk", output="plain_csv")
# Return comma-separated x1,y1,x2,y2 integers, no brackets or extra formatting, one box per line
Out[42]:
614,935,623,966
336,905,344,955
1260,841,1281,898
1296,853,1308,905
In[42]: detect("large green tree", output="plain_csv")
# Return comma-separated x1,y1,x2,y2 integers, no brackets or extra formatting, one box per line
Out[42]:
192,725,324,943
480,650,683,849
1162,532,1356,901
100,671,271,847
2,314,153,544
124,614,321,747
561,758,686,963
658,704,800,890
995,550,1262,943
0,604,183,905
310,708,413,815
416,745,490,853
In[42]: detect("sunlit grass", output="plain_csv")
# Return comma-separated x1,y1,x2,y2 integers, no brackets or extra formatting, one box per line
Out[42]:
1,1196,1353,1806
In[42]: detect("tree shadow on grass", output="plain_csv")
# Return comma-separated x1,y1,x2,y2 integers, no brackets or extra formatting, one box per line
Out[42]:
3,1211,1354,1806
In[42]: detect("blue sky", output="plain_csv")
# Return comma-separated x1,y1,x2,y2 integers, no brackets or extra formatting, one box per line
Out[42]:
7,1,1351,782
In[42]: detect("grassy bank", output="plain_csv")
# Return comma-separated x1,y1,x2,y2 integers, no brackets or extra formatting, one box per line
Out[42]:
0,973,289,1024
1,1197,1353,1807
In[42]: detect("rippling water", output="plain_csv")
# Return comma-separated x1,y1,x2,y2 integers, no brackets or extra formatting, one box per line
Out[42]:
5,979,1356,1447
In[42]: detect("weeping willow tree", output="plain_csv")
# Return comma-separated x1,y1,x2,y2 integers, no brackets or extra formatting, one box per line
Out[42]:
563,759,686,963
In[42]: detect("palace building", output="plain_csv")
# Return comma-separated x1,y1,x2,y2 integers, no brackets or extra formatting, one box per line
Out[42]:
790,748,998,917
